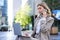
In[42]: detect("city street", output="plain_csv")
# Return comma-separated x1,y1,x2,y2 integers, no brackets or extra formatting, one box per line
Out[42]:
0,31,17,40
0,31,60,40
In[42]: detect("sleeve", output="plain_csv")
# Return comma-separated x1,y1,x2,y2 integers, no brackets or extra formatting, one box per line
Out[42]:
31,18,38,37
40,17,54,33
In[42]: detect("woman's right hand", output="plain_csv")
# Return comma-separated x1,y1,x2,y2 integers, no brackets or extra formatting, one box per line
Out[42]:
43,13,47,18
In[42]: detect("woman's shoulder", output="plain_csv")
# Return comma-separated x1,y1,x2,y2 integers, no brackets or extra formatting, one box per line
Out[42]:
49,17,54,20
47,17,54,21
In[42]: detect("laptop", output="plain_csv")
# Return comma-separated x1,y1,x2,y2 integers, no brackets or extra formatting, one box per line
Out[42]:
13,23,22,35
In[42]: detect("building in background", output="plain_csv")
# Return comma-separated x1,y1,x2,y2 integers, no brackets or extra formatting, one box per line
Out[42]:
0,0,8,31
0,0,8,25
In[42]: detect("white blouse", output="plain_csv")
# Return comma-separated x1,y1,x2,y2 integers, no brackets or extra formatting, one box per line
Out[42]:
36,17,46,34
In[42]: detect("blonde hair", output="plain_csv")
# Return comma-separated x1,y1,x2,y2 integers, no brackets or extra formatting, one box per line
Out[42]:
37,2,51,17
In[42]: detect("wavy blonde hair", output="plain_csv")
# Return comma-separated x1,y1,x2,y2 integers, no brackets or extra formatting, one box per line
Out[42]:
37,2,51,17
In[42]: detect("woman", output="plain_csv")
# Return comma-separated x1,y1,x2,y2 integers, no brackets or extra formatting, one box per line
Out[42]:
31,2,54,40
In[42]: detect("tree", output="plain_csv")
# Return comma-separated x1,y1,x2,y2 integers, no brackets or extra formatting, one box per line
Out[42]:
14,3,32,28
44,0,60,10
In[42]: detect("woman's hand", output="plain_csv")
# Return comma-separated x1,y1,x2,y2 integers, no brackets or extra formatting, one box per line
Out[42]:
25,33,31,37
43,12,47,18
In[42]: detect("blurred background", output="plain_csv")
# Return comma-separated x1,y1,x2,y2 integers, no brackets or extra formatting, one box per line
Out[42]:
0,0,60,33
0,0,60,40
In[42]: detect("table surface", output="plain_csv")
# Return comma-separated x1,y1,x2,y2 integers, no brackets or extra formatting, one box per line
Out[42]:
0,31,60,40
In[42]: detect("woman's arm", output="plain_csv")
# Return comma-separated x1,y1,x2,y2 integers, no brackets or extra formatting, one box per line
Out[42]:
40,17,54,33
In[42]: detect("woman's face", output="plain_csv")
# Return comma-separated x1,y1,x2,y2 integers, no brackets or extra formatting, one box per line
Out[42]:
37,6,45,14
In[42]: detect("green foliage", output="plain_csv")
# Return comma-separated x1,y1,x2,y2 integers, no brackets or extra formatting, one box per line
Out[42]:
44,0,60,10
14,3,32,28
